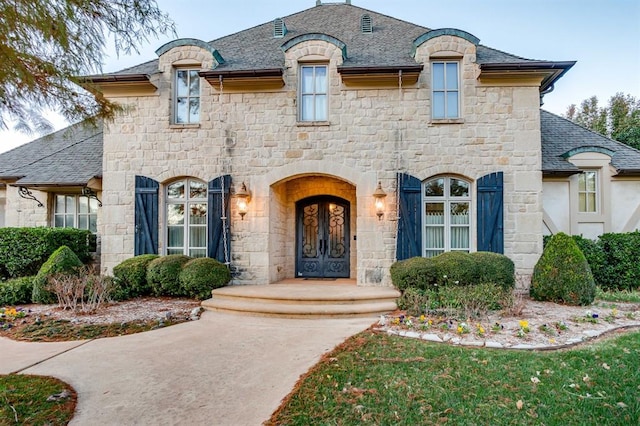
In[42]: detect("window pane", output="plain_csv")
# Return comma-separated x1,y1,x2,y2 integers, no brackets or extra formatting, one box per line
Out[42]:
89,198,99,213
54,215,64,227
587,193,596,212
167,204,185,225
167,248,183,255
167,226,184,248
168,181,185,199
315,95,327,121
189,249,207,258
450,179,469,197
176,70,188,96
189,227,206,248
432,63,444,90
578,174,586,191
189,71,200,96
176,98,187,124
586,172,596,192
65,214,74,228
450,202,469,224
425,250,444,258
315,66,327,93
425,178,444,197
433,92,445,118
89,215,97,233
190,181,207,199
189,98,200,123
189,203,207,224
579,193,586,212
79,196,89,214
79,215,88,230
451,227,469,249
65,196,75,214
446,92,459,118
301,67,314,93
301,95,314,121
426,227,444,249
446,63,458,90
55,195,65,213
426,203,444,224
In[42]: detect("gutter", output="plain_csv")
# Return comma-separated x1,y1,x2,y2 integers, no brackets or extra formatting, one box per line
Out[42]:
480,61,576,92
79,74,151,84
199,69,283,79
337,65,424,74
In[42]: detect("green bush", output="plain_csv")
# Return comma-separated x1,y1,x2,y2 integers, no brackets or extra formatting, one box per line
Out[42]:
0,276,35,305
111,254,160,300
146,255,192,297
430,251,478,286
0,227,93,279
32,246,84,304
179,258,231,300
390,257,437,291
597,231,640,291
470,252,515,290
531,232,595,306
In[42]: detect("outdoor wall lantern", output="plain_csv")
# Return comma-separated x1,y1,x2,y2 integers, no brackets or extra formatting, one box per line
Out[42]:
373,181,387,220
236,182,250,220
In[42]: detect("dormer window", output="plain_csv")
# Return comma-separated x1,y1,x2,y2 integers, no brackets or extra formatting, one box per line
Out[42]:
175,69,200,124
432,61,459,119
299,64,328,121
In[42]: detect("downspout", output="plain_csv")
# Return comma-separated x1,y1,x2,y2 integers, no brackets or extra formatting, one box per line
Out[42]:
540,84,554,106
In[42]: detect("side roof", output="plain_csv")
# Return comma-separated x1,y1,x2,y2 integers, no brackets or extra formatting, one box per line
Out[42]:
0,121,103,186
541,110,640,176
97,3,566,83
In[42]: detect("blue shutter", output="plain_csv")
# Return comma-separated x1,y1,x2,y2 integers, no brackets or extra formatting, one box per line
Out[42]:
134,176,159,255
477,172,504,253
208,175,231,263
396,173,422,260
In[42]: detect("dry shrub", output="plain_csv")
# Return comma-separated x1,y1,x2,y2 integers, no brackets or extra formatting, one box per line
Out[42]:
46,266,113,313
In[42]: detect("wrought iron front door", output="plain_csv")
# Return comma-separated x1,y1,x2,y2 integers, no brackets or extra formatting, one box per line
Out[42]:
296,196,350,278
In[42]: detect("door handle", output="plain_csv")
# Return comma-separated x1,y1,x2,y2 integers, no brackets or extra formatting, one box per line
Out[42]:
321,239,327,256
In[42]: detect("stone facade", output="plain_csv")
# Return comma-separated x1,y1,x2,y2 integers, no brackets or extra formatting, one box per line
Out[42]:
100,33,543,287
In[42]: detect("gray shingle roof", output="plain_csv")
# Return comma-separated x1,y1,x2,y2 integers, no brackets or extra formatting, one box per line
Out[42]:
541,110,640,176
0,121,103,186
103,3,545,78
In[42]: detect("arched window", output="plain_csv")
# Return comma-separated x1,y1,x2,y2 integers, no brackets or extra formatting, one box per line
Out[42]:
166,178,207,257
423,176,471,257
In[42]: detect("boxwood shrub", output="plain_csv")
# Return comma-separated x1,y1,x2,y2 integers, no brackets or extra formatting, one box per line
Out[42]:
0,227,93,279
147,255,192,297
389,257,437,291
531,232,595,305
0,276,35,305
179,258,231,300
111,254,160,300
470,251,515,290
32,246,84,304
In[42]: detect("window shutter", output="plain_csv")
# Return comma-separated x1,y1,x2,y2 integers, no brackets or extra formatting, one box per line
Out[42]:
208,175,231,263
134,176,159,255
477,172,504,253
396,173,423,260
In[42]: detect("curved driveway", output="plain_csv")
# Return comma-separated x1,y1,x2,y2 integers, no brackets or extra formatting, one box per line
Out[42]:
1,311,376,425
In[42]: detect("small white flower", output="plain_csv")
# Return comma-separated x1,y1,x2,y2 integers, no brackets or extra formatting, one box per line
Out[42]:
530,377,540,384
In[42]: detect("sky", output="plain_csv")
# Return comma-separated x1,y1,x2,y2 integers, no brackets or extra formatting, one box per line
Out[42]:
1,0,639,153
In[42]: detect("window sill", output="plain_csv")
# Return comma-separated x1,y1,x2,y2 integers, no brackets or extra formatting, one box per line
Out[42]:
430,118,464,125
296,121,331,127
169,123,201,129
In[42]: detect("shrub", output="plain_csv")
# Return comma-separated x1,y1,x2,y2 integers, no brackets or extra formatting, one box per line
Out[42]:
32,246,84,304
147,255,191,297
390,257,437,291
0,227,93,279
597,231,640,291
0,276,34,305
47,266,113,312
436,283,511,318
179,258,231,300
430,251,478,286
470,252,515,290
530,232,596,306
397,287,431,316
111,254,159,300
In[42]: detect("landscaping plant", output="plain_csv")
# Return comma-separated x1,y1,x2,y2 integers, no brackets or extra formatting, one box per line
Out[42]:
46,266,113,312
32,246,84,304
146,254,191,297
0,276,34,305
179,257,231,300
112,254,159,300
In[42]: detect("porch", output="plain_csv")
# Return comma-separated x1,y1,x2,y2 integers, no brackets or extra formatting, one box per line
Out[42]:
201,279,399,318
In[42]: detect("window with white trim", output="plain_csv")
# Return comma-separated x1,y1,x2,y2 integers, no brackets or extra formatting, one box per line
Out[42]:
175,69,200,124
578,170,598,213
299,64,328,121
423,176,471,257
432,61,460,119
166,178,208,257
53,195,98,233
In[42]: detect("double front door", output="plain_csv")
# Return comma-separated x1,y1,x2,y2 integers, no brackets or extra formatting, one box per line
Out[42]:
296,196,350,278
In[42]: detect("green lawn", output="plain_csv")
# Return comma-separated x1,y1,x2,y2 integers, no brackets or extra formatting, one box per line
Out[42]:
269,330,640,425
0,375,75,425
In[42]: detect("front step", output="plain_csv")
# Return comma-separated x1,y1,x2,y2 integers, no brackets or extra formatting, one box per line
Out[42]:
201,283,400,318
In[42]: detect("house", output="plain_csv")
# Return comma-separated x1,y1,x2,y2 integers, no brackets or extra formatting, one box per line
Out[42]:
2,1,640,290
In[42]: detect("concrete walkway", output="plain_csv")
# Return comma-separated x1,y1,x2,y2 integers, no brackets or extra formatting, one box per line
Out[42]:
1,311,377,425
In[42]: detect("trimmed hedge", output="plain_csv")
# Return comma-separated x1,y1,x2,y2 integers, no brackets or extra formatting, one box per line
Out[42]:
32,246,84,304
179,258,231,300
0,276,35,305
111,254,160,300
531,232,595,306
0,227,94,279
390,251,515,291
147,255,192,297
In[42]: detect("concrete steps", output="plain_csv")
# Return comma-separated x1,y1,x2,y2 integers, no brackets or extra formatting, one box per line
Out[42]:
201,282,400,318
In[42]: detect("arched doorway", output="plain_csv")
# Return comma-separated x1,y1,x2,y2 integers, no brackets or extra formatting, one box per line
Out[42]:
296,195,350,278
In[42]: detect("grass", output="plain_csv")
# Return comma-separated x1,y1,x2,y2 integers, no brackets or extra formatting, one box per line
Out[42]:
596,287,640,303
268,330,640,425
0,375,76,425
